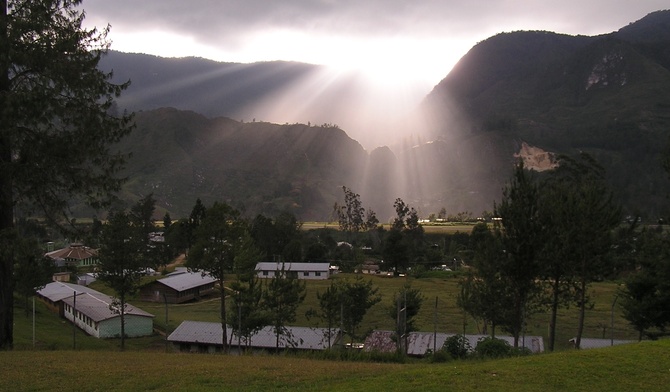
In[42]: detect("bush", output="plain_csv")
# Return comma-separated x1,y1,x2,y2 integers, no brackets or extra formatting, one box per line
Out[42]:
474,337,512,359
442,334,471,360
428,348,452,363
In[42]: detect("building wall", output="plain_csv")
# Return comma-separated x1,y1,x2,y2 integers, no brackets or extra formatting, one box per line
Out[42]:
64,303,101,338
64,303,153,338
139,282,216,303
98,315,154,338
257,270,329,280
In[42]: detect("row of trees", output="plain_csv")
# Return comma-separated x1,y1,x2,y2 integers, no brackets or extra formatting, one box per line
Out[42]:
457,152,670,351
459,155,622,350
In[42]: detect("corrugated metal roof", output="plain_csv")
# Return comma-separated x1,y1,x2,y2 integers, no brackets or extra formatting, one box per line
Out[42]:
168,320,222,345
255,262,330,272
569,337,635,350
168,321,340,350
45,244,97,260
364,330,545,355
37,282,100,302
61,291,154,322
156,271,217,292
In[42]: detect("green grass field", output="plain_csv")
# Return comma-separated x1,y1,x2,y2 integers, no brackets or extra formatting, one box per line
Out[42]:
13,273,638,352
7,273,666,391
2,340,669,391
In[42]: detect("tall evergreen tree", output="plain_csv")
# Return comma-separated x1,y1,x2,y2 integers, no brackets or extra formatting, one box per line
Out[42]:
0,0,132,349
620,227,670,340
494,161,544,347
339,276,381,342
313,282,343,348
539,154,621,350
229,276,268,350
262,264,306,351
188,202,247,353
97,207,150,350
458,223,515,338
389,283,424,353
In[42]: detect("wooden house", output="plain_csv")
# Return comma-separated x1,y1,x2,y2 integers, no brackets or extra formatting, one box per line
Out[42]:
139,270,216,303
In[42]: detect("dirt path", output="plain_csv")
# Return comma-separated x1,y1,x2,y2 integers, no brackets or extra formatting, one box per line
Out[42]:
162,253,186,272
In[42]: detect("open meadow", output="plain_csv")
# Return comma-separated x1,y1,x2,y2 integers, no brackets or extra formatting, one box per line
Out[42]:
13,273,639,352
7,269,667,391
1,340,669,391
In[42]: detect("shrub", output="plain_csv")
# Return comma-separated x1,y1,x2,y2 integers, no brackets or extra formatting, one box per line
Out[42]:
442,334,471,360
474,337,512,359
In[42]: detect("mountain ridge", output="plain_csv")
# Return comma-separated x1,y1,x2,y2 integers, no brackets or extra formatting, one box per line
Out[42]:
109,10,670,221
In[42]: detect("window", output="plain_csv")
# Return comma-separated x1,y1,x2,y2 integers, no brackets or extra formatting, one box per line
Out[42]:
315,272,321,277
303,272,309,277
262,271,268,276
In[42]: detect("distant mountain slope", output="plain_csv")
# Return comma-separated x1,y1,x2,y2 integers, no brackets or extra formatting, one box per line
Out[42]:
100,52,321,120
110,10,670,221
118,108,379,220
422,9,670,218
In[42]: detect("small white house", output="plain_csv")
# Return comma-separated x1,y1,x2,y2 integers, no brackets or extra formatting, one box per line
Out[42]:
255,262,331,280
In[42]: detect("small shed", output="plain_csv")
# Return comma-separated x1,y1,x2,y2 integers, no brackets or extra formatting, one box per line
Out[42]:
168,320,342,354
45,243,98,268
61,291,154,338
255,262,330,280
139,271,217,303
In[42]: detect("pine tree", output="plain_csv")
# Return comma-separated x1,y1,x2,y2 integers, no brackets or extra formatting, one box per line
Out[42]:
0,0,132,349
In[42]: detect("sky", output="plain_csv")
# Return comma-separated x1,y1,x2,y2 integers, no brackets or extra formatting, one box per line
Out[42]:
80,0,668,148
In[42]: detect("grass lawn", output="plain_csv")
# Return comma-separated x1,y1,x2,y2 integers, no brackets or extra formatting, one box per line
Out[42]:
1,340,668,391
14,273,639,353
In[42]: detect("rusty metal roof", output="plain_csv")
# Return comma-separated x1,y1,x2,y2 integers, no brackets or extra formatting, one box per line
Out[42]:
46,244,97,260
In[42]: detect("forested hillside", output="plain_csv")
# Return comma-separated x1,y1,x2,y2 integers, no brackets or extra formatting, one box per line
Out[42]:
108,10,670,221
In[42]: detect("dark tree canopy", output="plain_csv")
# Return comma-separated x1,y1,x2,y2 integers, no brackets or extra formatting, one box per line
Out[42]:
263,264,306,350
493,161,544,346
188,201,248,353
620,227,670,340
0,0,132,349
97,202,154,350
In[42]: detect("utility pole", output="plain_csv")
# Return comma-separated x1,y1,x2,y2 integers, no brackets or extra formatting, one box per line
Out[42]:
164,293,168,353
433,296,438,354
72,291,77,350
611,293,619,346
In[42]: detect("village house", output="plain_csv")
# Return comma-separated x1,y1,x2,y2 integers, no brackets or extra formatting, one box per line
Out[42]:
167,320,342,354
37,281,154,338
139,269,217,303
255,262,331,280
37,281,100,316
45,243,98,268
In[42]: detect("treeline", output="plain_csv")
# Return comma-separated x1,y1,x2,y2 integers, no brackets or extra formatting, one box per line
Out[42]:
457,154,670,351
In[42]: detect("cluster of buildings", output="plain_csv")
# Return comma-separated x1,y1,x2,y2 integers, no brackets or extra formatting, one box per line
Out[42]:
39,243,627,354
38,243,337,343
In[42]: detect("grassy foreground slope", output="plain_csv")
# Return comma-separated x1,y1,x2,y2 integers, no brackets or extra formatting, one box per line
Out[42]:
2,340,669,391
